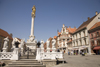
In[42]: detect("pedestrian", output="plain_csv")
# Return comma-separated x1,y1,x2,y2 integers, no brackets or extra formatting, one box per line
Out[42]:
80,51,82,55
71,51,73,55
82,51,85,56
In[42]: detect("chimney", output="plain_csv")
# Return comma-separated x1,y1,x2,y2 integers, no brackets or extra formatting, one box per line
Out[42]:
9,33,13,37
69,26,71,28
74,27,76,29
96,11,98,15
88,17,90,20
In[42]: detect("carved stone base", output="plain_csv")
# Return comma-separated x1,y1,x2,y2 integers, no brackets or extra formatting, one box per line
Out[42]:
26,42,37,55
3,48,7,52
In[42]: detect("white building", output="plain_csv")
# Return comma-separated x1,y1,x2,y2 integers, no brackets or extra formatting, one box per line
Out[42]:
57,24,77,53
72,12,100,55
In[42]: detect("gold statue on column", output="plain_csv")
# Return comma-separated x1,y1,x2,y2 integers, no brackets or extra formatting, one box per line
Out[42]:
32,5,36,15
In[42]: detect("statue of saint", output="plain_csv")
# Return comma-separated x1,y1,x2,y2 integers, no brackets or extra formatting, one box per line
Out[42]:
32,5,36,15
52,38,56,48
41,40,44,48
46,39,50,48
3,37,9,48
12,38,16,48
20,39,25,48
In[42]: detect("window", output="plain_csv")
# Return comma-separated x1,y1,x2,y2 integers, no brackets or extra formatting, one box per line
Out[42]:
0,38,2,47
63,39,65,41
84,39,86,45
76,41,78,46
98,17,100,21
97,32,99,37
91,34,93,38
79,33,81,38
67,39,69,41
0,38,2,42
97,40,100,46
83,31,85,37
94,33,96,37
91,41,94,46
76,34,77,39
80,40,82,46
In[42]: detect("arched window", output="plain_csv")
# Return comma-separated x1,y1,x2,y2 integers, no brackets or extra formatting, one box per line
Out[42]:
91,34,93,38
83,31,85,37
91,41,94,46
97,32,99,37
97,40,100,46
79,32,81,38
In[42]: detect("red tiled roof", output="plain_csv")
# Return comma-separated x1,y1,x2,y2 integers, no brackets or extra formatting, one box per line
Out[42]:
16,38,21,41
89,22,100,30
74,15,96,33
49,37,52,40
58,32,61,36
0,29,13,40
67,28,77,33
48,37,53,48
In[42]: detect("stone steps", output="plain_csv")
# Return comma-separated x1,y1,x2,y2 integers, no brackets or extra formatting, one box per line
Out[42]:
8,63,43,65
5,65,45,67
5,60,45,67
4,55,45,67
20,55,36,59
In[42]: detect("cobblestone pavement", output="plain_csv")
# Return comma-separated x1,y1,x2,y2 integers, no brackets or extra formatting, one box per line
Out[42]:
53,53,100,67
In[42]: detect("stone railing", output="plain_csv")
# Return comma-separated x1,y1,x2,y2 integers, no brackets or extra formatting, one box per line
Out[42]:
40,52,63,60
0,48,19,60
36,48,63,60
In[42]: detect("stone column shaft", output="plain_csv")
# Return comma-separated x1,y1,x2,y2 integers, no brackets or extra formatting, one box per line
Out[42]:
30,16,35,36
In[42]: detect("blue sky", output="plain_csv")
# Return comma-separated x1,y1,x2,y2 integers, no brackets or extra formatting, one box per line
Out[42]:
0,0,100,42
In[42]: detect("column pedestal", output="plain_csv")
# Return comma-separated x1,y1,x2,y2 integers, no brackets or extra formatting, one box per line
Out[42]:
3,48,7,52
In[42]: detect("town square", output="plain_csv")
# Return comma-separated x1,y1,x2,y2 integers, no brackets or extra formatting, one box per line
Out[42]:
0,0,100,67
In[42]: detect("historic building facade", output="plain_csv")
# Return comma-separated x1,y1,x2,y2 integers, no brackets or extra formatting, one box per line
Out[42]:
72,12,100,55
57,24,76,53
88,22,100,55
0,29,13,52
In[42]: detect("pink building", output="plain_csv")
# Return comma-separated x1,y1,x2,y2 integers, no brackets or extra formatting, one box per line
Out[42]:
88,22,100,55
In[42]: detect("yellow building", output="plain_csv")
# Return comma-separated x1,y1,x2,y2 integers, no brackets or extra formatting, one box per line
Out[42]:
0,29,13,52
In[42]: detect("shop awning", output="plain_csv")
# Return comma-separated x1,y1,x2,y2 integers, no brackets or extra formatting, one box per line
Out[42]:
93,46,100,50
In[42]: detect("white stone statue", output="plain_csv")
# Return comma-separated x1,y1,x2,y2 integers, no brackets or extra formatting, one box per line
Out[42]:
3,37,9,48
12,38,16,48
20,39,25,48
41,40,44,48
46,39,50,48
52,38,56,48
